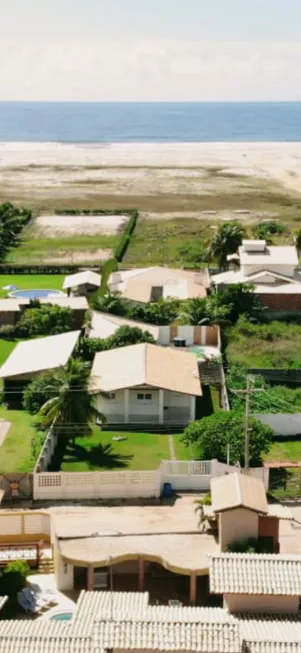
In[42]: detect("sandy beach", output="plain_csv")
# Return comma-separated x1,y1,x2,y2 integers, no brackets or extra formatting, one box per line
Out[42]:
0,142,301,213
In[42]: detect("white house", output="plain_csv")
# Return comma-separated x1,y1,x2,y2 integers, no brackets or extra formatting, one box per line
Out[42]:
63,270,101,296
109,266,210,303
88,342,202,427
212,240,300,288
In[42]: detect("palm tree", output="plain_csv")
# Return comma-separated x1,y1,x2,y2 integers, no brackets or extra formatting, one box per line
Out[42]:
39,358,104,439
208,222,245,271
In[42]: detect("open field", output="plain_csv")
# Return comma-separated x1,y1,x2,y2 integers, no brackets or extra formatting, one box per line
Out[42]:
0,407,39,473
0,274,65,298
227,321,301,369
6,234,117,265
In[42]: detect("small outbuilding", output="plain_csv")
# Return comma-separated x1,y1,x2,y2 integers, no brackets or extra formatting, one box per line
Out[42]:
63,270,101,297
0,330,80,406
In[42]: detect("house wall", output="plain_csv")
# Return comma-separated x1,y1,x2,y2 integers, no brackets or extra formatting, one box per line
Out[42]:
258,515,279,552
219,508,258,551
257,293,301,312
157,325,220,347
54,539,74,591
96,387,193,425
242,263,295,277
224,594,299,614
0,311,19,327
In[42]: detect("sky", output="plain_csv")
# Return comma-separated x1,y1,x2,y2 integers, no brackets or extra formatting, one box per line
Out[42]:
1,0,301,101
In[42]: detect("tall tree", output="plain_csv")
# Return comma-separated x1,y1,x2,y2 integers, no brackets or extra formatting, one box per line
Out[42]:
39,358,103,437
208,222,245,270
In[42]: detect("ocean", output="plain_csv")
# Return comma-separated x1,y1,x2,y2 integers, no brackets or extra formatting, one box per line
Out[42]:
0,102,301,143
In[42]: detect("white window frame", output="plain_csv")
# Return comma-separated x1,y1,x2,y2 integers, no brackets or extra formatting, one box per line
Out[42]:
137,392,153,402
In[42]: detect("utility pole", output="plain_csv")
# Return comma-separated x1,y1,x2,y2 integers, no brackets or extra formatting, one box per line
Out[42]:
233,375,265,470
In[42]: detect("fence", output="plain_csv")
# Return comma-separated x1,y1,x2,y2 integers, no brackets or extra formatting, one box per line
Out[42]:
0,511,50,539
32,460,269,500
34,469,161,501
34,424,58,473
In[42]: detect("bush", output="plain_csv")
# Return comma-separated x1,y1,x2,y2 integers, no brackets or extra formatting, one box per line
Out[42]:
0,324,16,339
23,371,63,414
0,560,30,597
182,411,273,467
80,326,155,362
252,220,288,241
227,537,274,554
115,210,138,262
15,304,74,338
0,203,32,262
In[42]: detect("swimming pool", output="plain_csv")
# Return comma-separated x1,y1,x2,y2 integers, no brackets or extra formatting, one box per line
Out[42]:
50,612,74,621
9,289,65,299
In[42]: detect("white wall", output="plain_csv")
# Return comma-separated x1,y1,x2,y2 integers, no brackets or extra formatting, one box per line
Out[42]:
224,594,299,614
219,508,258,551
255,413,301,437
242,264,295,278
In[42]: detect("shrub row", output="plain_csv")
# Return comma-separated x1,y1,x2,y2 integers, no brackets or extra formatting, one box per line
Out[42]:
114,210,138,262
98,258,118,296
55,208,138,217
0,264,87,275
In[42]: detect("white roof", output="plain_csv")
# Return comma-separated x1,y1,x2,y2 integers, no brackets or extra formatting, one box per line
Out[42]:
63,271,101,290
210,553,301,596
0,330,80,379
0,300,20,312
89,311,159,340
16,296,89,309
89,342,202,396
239,245,299,267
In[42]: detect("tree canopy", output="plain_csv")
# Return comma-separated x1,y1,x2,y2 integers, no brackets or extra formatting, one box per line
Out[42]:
80,325,155,362
15,303,74,338
182,410,273,467
208,221,245,270
0,202,32,260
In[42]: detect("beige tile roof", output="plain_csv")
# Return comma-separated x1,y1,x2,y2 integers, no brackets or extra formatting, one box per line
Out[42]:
210,472,268,514
93,620,241,652
89,310,159,340
0,330,80,379
209,553,301,596
0,620,92,652
110,266,209,303
203,503,292,521
89,342,202,396
75,590,150,623
63,271,101,290
59,532,218,574
239,614,301,653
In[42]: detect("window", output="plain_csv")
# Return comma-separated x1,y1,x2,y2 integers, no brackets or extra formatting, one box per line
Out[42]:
107,393,116,400
137,393,152,401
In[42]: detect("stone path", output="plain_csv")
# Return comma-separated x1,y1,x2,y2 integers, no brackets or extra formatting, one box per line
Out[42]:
0,420,11,446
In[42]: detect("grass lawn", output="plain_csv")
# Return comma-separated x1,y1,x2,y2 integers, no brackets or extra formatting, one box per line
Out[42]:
172,434,197,460
265,438,301,500
0,274,65,298
0,340,17,366
6,235,119,266
53,429,180,471
0,406,40,473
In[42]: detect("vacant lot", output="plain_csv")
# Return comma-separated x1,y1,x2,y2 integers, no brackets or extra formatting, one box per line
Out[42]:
0,274,65,298
6,214,130,265
0,407,40,473
227,321,301,369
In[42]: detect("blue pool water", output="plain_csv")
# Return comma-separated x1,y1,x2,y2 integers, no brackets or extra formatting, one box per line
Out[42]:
10,289,64,299
50,612,73,621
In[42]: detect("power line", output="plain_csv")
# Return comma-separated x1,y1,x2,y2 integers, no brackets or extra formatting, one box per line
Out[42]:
232,375,265,470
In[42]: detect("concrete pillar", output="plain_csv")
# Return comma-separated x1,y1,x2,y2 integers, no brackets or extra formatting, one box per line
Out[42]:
190,396,196,422
124,389,130,424
87,565,94,591
138,556,145,592
190,571,197,605
159,389,164,425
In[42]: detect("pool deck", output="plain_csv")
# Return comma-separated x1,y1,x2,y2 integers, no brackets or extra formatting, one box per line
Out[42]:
27,573,77,620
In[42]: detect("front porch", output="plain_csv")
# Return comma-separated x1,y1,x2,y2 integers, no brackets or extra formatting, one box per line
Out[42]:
97,388,196,428
72,559,212,607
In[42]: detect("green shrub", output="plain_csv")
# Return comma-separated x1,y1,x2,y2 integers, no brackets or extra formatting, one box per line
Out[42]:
227,537,274,554
0,560,30,597
115,210,138,262
0,203,32,262
15,304,74,338
0,324,16,339
202,492,212,505
252,220,288,241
